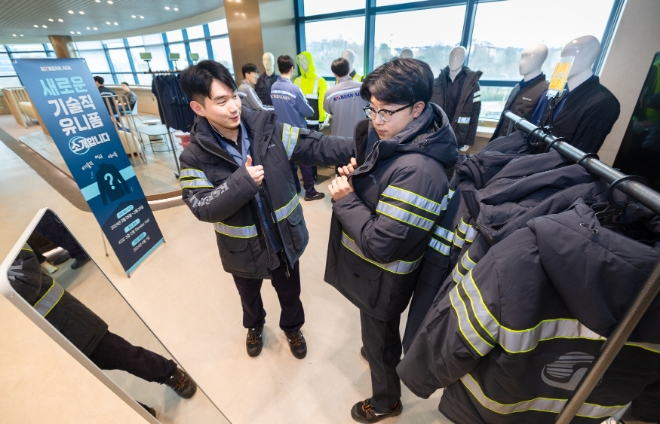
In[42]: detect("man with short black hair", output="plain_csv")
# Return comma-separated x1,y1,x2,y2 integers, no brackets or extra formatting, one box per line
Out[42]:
270,55,324,201
120,81,138,113
237,63,273,112
324,57,365,139
94,76,117,115
177,60,354,359
324,58,457,422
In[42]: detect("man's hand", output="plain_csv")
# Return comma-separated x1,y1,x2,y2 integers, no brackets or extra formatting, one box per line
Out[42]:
246,155,264,186
337,157,358,178
328,175,353,201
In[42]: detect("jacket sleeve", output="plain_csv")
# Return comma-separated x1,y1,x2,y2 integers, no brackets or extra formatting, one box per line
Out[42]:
295,86,315,118
323,91,334,116
334,166,448,264
283,122,355,166
570,97,620,153
179,153,260,223
318,77,328,122
247,86,274,111
467,84,482,145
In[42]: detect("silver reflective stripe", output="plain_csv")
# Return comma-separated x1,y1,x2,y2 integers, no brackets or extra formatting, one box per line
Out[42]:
272,89,296,98
461,252,477,271
460,373,624,418
434,226,455,243
428,238,450,256
376,201,434,231
180,168,207,179
473,91,481,97
237,91,247,98
457,117,471,124
181,178,213,189
214,222,257,238
449,288,492,356
341,232,422,274
306,120,319,125
453,234,465,248
34,280,65,317
274,195,300,222
381,185,442,216
452,265,464,284
465,225,478,242
282,124,300,159
458,218,469,234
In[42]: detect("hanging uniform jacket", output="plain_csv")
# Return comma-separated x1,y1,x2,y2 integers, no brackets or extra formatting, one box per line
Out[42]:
349,69,365,82
398,201,660,424
431,66,482,147
9,244,108,356
179,106,354,279
323,75,365,139
490,73,549,140
533,76,620,153
322,104,457,321
255,71,279,106
237,80,274,112
294,51,328,127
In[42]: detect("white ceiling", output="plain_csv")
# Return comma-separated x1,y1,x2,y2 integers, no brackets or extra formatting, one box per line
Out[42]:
0,0,225,42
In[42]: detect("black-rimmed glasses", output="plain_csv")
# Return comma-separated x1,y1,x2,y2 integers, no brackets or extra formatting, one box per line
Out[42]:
363,104,412,122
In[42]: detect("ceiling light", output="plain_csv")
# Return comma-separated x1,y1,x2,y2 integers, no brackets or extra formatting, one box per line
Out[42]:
68,10,74,14
234,12,238,15
131,15,136,18
106,21,110,24
95,0,100,2
86,27,90,29
174,7,179,11
34,24,38,27
70,31,74,34
12,34,16,37
20,34,23,37
48,18,53,22
58,19,63,22
77,31,81,34
79,11,84,14
139,15,144,19
114,22,118,25
93,27,98,30
42,25,47,28
165,6,170,10
108,0,113,3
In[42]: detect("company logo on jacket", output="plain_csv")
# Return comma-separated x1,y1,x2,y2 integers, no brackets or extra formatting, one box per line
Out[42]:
541,352,595,391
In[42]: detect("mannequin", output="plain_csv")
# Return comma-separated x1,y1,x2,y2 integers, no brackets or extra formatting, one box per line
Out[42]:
255,52,278,106
399,48,414,59
490,44,549,140
531,35,620,153
431,46,482,152
341,49,364,82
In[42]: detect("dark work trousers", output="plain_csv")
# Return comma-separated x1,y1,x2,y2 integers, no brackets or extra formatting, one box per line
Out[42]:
308,124,319,182
290,161,317,198
232,252,305,333
360,311,402,412
88,331,177,384
35,210,87,260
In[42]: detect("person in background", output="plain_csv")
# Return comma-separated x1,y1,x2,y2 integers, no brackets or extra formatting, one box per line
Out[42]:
120,81,138,114
237,63,274,112
324,58,365,139
270,55,324,201
94,76,117,115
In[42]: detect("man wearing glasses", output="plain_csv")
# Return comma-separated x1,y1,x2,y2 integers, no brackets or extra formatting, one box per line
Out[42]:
323,58,457,422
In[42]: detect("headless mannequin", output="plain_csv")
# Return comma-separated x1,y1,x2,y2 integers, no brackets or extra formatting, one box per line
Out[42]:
448,46,466,81
561,35,600,91
400,48,414,59
263,52,275,77
520,43,548,82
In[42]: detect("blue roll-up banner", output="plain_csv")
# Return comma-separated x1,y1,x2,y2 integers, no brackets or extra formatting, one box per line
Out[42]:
13,58,164,276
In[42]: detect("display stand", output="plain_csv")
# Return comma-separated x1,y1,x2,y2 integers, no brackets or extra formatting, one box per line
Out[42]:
504,111,660,424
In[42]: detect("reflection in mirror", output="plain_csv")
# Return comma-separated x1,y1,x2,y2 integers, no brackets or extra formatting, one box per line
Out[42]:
5,209,229,424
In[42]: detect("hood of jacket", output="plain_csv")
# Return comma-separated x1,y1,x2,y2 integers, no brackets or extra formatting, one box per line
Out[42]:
528,201,660,342
296,51,317,79
358,103,458,172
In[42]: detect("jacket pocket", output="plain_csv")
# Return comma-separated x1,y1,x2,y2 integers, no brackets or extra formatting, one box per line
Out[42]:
217,235,256,274
339,245,384,309
279,205,308,252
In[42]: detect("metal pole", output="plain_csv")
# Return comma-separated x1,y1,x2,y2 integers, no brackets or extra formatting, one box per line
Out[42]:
502,111,660,423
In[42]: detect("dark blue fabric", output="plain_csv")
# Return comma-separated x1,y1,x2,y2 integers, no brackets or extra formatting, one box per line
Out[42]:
531,76,597,126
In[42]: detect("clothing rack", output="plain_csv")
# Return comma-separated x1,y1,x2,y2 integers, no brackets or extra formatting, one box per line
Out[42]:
144,70,181,174
503,110,660,424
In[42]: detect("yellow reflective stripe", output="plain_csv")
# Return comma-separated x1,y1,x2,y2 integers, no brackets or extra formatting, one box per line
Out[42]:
341,232,423,274
460,373,625,418
381,185,442,216
281,124,300,159
449,288,492,356
179,168,206,179
22,243,33,252
428,238,450,256
33,280,65,317
274,194,300,222
376,201,435,231
180,178,213,189
214,222,258,238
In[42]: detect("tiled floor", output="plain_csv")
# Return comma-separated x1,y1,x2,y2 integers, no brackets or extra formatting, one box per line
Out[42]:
0,123,449,423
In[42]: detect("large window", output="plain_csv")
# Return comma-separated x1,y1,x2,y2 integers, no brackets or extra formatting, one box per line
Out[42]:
1,43,54,88
304,17,365,77
296,0,622,123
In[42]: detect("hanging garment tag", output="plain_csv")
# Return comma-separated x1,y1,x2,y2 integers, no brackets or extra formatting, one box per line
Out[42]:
547,56,574,99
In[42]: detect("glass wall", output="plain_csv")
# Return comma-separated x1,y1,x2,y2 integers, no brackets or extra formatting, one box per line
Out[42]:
0,19,231,89
297,0,621,122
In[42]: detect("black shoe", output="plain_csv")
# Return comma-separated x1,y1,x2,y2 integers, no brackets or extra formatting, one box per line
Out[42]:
164,367,197,399
304,192,325,201
284,330,307,359
351,399,403,423
138,402,157,418
360,346,367,361
53,250,71,265
70,255,90,270
246,325,264,357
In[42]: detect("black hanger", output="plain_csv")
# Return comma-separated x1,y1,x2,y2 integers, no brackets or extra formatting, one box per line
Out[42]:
596,175,650,219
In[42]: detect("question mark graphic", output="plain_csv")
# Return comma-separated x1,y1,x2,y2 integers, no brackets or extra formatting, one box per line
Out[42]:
104,173,115,190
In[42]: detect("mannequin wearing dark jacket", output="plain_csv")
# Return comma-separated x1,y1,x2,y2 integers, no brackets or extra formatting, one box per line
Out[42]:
398,201,660,424
490,73,549,140
255,71,278,106
533,76,620,153
431,66,482,147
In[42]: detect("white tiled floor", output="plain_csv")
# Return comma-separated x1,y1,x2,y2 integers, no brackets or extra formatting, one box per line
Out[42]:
0,130,448,423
